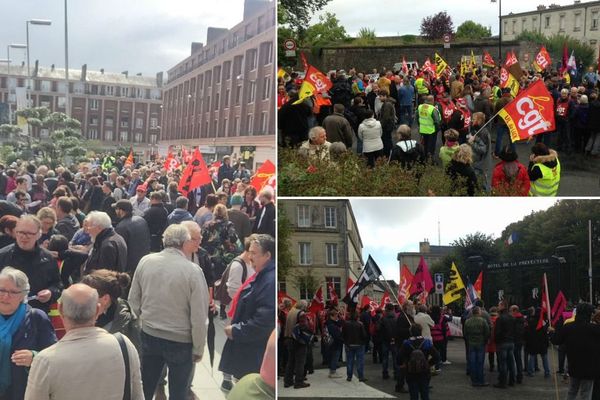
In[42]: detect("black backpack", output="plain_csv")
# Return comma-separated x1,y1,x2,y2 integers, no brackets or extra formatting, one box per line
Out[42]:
213,257,247,306
407,340,429,374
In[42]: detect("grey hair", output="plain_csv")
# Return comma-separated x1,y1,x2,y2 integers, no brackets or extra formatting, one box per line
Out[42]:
85,211,112,230
295,299,308,311
0,267,30,303
60,285,99,325
308,126,325,141
180,220,201,236
329,142,347,155
250,234,275,257
162,224,191,249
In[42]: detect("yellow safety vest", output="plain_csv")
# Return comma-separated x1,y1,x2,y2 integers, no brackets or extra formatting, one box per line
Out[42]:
418,104,436,134
415,78,429,94
529,158,561,196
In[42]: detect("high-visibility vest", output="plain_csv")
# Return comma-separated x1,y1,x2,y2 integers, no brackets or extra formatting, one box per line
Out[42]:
529,158,561,196
415,78,429,94
418,104,436,134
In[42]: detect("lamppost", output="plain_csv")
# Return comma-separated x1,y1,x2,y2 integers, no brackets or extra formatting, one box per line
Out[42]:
26,19,52,107
64,0,70,117
7,44,27,124
491,0,502,61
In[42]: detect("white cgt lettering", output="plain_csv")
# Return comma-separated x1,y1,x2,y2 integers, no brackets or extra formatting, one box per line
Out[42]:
310,73,327,92
516,97,550,135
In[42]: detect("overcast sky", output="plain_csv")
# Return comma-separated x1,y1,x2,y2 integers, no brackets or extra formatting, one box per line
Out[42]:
350,198,558,282
316,0,582,37
0,0,246,76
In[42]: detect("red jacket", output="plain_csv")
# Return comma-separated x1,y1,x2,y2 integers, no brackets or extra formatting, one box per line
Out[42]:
491,161,530,196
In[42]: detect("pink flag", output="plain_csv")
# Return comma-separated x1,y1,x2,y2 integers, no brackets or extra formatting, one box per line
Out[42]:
551,290,567,326
409,256,434,297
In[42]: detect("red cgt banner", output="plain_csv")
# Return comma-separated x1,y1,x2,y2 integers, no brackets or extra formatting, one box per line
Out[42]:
498,80,556,142
250,159,276,192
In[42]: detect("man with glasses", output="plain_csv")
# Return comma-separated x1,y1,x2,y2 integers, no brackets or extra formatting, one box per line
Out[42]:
0,215,62,313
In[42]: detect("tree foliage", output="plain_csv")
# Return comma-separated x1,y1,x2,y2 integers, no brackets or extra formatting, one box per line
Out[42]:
303,12,348,48
277,205,294,281
420,11,454,40
517,31,595,68
278,0,332,34
455,20,491,39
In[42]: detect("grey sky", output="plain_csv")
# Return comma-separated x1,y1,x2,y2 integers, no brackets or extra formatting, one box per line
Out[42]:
316,0,580,37
0,0,245,77
350,198,557,282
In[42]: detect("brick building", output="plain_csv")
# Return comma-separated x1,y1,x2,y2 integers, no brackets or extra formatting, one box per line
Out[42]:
161,0,276,169
0,63,163,157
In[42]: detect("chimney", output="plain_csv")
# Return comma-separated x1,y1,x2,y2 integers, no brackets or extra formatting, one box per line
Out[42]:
156,72,163,87
100,68,104,74
419,240,431,253
122,71,128,78
33,60,39,77
191,42,204,54
136,73,142,76
81,64,87,81
51,64,55,71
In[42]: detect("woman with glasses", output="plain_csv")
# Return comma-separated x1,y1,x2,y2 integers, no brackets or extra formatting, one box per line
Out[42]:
0,267,56,399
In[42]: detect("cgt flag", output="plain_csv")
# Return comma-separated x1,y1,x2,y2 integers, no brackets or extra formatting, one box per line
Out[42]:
483,51,496,68
308,286,325,315
163,151,181,171
498,79,555,143
533,46,552,72
124,147,134,167
250,160,276,192
178,148,212,196
473,271,483,297
443,262,466,305
343,255,382,305
500,67,520,98
398,264,414,305
346,277,355,295
379,291,391,309
422,58,436,77
293,65,333,105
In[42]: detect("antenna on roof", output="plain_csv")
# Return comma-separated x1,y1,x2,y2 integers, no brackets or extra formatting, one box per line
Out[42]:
438,217,441,246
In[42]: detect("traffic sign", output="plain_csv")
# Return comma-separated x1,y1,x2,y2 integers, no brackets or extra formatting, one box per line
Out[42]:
434,273,444,294
443,34,451,43
283,38,297,51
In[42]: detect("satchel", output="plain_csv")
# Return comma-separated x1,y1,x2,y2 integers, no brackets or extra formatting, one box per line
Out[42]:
114,332,131,400
214,257,247,306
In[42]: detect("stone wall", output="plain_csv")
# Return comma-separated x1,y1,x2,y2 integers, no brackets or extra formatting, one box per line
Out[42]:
301,40,540,73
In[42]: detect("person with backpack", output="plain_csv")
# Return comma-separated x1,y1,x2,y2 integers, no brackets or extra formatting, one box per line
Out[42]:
464,306,491,387
399,324,439,400
225,236,255,301
395,301,415,393
378,303,398,380
342,310,368,382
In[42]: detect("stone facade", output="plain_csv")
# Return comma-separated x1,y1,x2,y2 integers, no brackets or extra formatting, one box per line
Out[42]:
397,240,454,275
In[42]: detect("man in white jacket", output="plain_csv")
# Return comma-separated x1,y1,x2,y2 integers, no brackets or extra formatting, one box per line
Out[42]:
414,304,435,340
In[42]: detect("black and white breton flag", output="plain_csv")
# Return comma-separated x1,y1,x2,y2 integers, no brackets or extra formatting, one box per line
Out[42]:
343,255,382,305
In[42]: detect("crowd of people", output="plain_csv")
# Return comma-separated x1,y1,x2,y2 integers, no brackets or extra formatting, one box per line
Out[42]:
0,155,276,400
278,296,600,400
278,62,600,196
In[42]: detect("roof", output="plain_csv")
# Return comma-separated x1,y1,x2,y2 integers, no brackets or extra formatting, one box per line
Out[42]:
501,1,600,19
0,64,159,87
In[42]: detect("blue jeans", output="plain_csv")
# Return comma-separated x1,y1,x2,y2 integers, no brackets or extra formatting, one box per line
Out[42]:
407,376,430,400
495,124,515,156
381,341,398,378
468,344,486,385
399,105,414,127
513,343,524,381
528,353,550,376
567,378,594,400
345,345,365,380
497,342,516,385
329,343,342,373
141,331,194,400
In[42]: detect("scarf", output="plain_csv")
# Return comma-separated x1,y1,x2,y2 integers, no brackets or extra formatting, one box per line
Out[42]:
0,303,27,394
227,272,258,319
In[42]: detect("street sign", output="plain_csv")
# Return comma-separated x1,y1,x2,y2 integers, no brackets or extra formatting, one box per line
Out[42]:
434,273,444,294
443,34,451,43
283,38,297,51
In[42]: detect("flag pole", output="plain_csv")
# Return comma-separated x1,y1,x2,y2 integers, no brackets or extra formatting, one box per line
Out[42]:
471,108,502,138
378,273,412,326
544,272,560,400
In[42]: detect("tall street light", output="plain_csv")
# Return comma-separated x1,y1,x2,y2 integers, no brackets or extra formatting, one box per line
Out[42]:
64,0,70,117
7,44,27,124
491,0,502,61
26,19,52,107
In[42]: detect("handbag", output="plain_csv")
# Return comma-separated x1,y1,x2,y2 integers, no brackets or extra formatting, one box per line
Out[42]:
114,333,131,400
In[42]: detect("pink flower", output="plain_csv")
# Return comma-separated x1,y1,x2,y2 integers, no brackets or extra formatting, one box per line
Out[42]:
306,165,318,173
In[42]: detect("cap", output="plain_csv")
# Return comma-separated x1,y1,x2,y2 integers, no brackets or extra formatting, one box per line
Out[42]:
230,194,243,206
136,184,147,193
112,199,133,213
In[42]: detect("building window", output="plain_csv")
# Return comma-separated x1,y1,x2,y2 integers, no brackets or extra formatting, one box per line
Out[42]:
326,277,341,298
89,116,98,126
575,13,581,31
88,128,98,140
559,15,565,31
299,242,312,265
503,20,508,34
121,87,129,97
297,205,310,227
264,42,273,65
521,19,526,32
225,88,230,107
206,71,212,88
105,86,115,96
324,207,337,228
136,88,144,99
134,133,143,142
213,119,218,136
120,131,128,142
136,118,143,129
57,82,67,93
150,117,158,128
105,117,114,127
247,81,256,103
215,66,221,84
248,50,257,71
532,17,538,31
299,281,312,301
104,130,113,141
120,117,129,128
260,111,268,133
215,93,220,110
593,12,599,30
150,89,161,100
206,95,211,112
262,76,271,100
235,84,242,105
89,99,99,110
512,20,516,34
234,116,240,135
74,82,84,94
545,16,551,28
222,117,228,136
40,81,51,92
223,61,231,80
326,244,339,266
278,280,287,293
246,113,254,134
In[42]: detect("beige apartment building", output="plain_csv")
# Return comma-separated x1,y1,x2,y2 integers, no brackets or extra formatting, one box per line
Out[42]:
280,199,370,303
397,240,454,275
161,0,275,169
502,1,600,53
0,64,162,156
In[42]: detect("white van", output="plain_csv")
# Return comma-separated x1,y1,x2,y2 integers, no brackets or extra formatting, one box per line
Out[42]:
392,61,419,73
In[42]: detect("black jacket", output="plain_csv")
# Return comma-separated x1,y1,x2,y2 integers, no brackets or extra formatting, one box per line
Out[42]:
83,227,128,274
55,214,80,241
396,312,414,344
252,202,275,238
552,321,600,379
389,140,426,169
378,311,397,343
143,203,169,252
343,319,368,346
494,311,516,344
115,215,151,275
0,244,62,312
447,160,479,196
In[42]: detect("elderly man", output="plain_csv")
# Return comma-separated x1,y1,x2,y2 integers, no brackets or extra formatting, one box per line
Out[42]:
322,103,354,149
218,234,275,391
25,284,143,400
130,184,150,217
252,190,275,238
129,224,209,400
299,126,331,161
114,199,151,275
0,215,61,313
82,211,128,274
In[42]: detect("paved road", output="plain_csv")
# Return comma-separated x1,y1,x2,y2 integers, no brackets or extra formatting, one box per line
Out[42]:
279,338,569,400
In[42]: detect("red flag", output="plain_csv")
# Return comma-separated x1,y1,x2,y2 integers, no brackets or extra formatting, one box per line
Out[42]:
474,271,483,298
498,79,556,143
181,145,189,161
504,51,518,68
417,290,429,305
178,148,212,196
278,291,297,307
300,52,309,73
551,290,567,326
305,65,333,94
379,291,391,309
537,273,550,330
327,281,339,304
398,264,414,305
533,46,552,72
369,300,380,316
346,277,355,295
402,57,409,75
308,286,325,315
124,147,134,167
250,159,276,192
163,152,180,171
422,58,436,77
360,295,371,310
409,256,434,297
482,51,496,68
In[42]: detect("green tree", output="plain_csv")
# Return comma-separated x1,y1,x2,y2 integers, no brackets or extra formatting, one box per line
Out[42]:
277,205,294,281
278,0,332,34
303,12,348,47
455,20,491,40
358,27,376,40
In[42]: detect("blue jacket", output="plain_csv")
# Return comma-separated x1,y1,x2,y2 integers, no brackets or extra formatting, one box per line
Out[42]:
7,305,57,399
218,260,275,379
167,208,194,226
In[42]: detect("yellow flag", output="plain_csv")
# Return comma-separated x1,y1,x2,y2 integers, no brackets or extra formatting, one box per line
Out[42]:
434,53,448,77
506,73,520,98
292,80,316,105
277,68,287,79
460,58,467,77
471,50,477,74
443,262,466,305
563,71,571,85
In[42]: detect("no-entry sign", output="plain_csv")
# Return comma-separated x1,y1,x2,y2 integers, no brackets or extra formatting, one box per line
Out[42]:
283,38,297,51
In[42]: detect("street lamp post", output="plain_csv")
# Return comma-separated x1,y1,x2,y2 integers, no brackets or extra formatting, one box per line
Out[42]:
64,0,70,117
491,0,502,61
7,44,27,124
26,19,52,108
